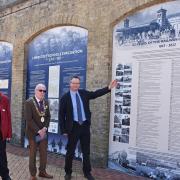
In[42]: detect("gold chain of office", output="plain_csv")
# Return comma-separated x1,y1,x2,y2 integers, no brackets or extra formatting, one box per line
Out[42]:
32,97,46,117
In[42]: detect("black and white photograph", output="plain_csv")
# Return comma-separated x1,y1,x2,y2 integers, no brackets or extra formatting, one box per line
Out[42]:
123,94,131,99
123,75,132,83
116,70,124,76
48,122,58,134
116,77,123,82
121,127,129,135
123,84,131,88
113,128,122,136
122,107,131,114
123,89,131,93
116,64,123,70
124,70,132,75
115,91,123,98
119,135,129,143
124,64,132,70
114,114,121,123
114,123,122,129
116,82,123,90
122,115,130,126
114,102,122,114
114,104,122,114
123,98,131,106
49,98,59,121
113,135,120,142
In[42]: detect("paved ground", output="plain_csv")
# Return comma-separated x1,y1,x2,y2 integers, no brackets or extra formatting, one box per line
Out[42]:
3,144,149,180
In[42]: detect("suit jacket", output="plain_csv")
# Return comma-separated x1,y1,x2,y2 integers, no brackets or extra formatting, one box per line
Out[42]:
24,96,50,139
59,87,110,134
0,92,12,140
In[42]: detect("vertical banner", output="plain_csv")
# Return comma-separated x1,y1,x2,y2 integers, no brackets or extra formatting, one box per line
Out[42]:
109,1,180,179
25,26,88,157
0,42,13,97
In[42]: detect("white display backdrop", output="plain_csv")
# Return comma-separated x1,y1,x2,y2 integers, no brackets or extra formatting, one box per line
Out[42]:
109,0,180,179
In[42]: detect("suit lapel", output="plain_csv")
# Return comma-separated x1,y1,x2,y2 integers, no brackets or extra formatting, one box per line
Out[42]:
32,96,40,110
67,92,73,112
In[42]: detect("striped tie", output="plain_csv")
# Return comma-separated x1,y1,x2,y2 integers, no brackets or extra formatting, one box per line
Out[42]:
39,101,44,112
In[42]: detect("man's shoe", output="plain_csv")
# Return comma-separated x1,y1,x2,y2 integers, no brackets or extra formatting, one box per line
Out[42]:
64,173,71,180
38,171,53,179
2,176,12,180
30,176,37,180
84,173,95,180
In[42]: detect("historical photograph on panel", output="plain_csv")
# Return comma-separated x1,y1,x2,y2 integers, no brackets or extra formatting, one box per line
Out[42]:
49,98,59,121
109,1,180,179
0,42,13,96
48,122,58,134
113,63,132,144
25,26,88,159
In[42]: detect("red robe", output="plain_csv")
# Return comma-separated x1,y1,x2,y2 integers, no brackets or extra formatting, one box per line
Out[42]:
0,92,12,140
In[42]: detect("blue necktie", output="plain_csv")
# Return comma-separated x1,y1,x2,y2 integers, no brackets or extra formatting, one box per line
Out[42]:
76,93,83,125
39,101,44,112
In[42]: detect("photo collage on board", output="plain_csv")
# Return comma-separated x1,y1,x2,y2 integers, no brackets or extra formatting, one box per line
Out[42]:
113,63,132,144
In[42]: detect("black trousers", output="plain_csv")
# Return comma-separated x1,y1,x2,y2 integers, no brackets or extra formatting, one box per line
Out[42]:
0,137,9,179
65,121,91,175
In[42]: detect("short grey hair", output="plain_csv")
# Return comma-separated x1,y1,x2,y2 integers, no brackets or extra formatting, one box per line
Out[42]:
35,83,46,92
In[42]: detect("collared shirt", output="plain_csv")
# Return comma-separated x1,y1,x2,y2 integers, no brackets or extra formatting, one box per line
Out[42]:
35,96,44,113
35,96,41,104
70,90,86,122
35,96,44,110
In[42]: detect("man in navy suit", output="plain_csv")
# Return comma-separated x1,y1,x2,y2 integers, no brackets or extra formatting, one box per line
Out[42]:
59,76,117,180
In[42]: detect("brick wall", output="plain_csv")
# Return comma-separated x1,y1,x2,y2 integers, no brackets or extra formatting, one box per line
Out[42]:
0,0,168,167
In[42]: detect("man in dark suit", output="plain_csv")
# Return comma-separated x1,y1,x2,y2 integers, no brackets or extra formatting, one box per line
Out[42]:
25,84,53,180
59,76,117,180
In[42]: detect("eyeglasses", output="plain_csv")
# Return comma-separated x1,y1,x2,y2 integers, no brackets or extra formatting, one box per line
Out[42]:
38,89,46,93
71,82,80,84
